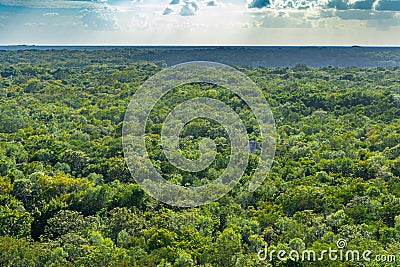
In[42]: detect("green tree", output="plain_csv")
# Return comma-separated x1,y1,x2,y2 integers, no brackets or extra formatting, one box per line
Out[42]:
214,228,242,267
0,194,33,238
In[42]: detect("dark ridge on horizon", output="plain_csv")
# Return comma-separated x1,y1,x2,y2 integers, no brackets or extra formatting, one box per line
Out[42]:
2,45,400,50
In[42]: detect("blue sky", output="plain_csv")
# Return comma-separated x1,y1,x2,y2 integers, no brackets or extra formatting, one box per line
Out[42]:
0,0,399,45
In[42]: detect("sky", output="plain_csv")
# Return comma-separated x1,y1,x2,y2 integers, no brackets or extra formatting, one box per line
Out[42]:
0,0,399,45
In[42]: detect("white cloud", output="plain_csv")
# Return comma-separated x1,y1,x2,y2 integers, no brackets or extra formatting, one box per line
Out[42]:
24,22,46,27
247,0,400,10
162,0,221,16
82,6,119,30
333,9,397,20
180,1,199,15
250,8,315,28
43,12,59,16
0,0,100,8
1,0,399,45
129,14,149,30
245,0,400,31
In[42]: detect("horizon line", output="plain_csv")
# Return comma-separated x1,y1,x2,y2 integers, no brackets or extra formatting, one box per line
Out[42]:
1,44,400,48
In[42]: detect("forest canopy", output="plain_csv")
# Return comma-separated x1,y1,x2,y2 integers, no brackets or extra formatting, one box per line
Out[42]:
0,49,400,266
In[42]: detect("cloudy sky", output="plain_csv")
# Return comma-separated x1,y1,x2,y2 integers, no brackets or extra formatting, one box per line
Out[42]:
0,0,399,45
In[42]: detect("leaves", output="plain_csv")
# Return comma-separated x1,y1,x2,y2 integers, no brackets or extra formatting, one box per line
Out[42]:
0,51,399,266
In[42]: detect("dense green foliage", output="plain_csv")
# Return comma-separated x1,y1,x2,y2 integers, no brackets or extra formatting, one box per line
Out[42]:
0,50,400,266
